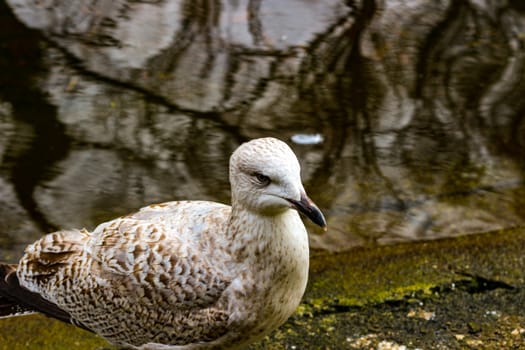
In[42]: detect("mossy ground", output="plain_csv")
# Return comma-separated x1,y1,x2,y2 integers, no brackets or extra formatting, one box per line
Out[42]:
251,227,525,349
1,227,524,349
0,313,109,350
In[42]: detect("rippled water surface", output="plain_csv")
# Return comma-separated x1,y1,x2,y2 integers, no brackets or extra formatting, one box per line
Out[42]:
1,0,524,258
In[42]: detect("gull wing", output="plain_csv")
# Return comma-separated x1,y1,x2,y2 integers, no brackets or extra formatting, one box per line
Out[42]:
15,201,235,345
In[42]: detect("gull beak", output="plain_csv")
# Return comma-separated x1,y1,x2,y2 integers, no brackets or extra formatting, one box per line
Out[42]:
287,192,327,230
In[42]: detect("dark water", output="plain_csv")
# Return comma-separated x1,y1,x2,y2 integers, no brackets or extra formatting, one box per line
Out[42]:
1,0,524,259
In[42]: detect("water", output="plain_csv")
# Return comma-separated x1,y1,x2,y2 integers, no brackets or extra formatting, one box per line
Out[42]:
0,0,524,259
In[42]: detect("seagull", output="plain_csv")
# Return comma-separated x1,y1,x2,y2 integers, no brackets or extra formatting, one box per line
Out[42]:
0,137,326,349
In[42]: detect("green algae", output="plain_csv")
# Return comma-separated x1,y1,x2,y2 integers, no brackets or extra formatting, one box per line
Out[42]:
0,314,111,350
305,226,525,310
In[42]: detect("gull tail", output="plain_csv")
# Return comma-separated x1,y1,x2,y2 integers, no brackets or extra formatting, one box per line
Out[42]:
0,264,34,317
0,263,91,331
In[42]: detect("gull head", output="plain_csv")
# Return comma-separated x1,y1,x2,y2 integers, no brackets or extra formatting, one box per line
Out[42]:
229,137,326,228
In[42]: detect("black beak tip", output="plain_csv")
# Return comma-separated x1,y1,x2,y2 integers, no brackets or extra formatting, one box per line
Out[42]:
309,207,327,230
288,194,327,231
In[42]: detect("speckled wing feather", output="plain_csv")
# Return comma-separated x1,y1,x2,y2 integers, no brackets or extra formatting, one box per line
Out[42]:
17,201,235,347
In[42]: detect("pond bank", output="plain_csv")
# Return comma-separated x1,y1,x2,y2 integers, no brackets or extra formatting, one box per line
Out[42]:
1,227,524,349
254,227,525,349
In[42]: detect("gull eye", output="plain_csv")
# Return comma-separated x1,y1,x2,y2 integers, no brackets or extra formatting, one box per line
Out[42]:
253,172,271,186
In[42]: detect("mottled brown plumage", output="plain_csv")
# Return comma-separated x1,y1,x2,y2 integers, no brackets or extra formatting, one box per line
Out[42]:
0,137,326,349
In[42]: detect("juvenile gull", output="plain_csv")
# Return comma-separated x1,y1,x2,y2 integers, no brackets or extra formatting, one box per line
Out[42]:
0,137,326,349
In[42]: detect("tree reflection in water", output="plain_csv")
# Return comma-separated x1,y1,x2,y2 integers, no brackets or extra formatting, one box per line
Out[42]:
0,0,524,257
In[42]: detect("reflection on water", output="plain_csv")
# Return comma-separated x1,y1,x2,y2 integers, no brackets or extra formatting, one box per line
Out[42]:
1,0,524,257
